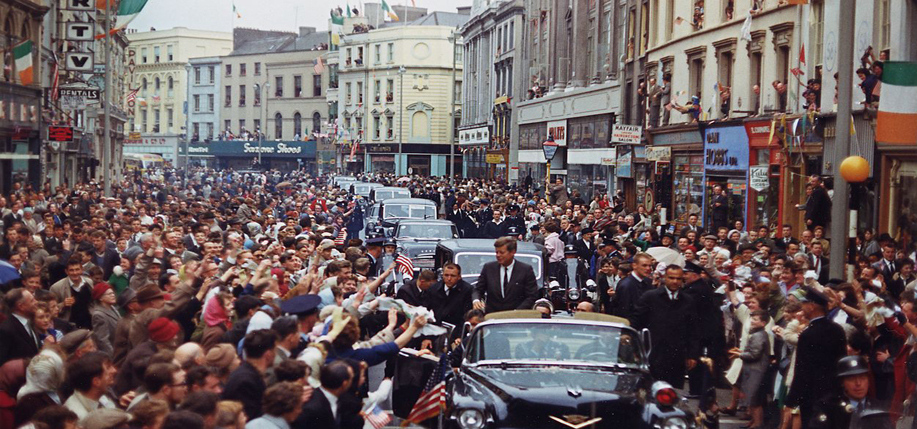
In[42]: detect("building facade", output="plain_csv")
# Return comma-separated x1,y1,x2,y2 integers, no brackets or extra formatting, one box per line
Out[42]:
125,28,232,165
458,0,525,181
186,56,222,149
515,0,623,200
334,9,468,177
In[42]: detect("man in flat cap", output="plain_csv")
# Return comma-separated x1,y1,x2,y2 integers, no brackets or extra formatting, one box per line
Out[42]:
786,286,848,428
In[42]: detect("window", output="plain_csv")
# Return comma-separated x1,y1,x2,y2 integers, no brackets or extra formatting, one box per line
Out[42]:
167,108,173,130
345,82,352,104
313,112,322,133
373,116,381,139
274,113,283,139
497,27,502,53
294,75,302,97
640,3,648,56
224,119,231,133
357,81,363,104
239,84,246,106
454,81,462,103
385,114,394,139
207,94,214,112
208,66,215,83
206,123,213,140
723,0,735,22
254,62,261,75
141,109,147,132
374,79,381,102
155,77,161,91
692,0,704,30
153,109,160,132
194,67,201,84
239,119,245,132
275,76,283,97
665,0,674,41
386,79,394,102
689,57,704,102
374,44,381,63
626,8,636,60
355,117,363,137
193,95,201,112
167,45,173,61
811,1,824,66
878,0,890,56
141,47,148,63
509,21,514,49
167,76,174,97
142,78,148,96
356,47,364,65
225,85,232,107
154,46,160,63
387,43,394,62
239,63,246,76
294,113,302,138
253,119,260,133
225,64,232,76
254,85,261,106
346,48,352,66
313,75,322,97
192,123,200,140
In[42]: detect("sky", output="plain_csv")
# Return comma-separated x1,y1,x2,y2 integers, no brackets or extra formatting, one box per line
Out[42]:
129,0,468,34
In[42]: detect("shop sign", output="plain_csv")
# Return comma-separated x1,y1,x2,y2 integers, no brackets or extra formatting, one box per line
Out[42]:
749,166,769,191
546,120,567,146
126,138,170,145
650,130,703,146
616,150,633,178
645,146,671,162
129,132,141,139
459,126,489,144
600,157,616,166
243,142,302,154
486,154,505,164
612,124,643,144
184,140,316,158
48,126,74,142
704,126,749,172
364,144,399,153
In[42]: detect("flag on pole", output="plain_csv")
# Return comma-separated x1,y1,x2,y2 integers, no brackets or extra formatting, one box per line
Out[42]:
126,88,139,103
96,0,149,39
395,254,415,279
13,40,34,86
346,2,352,17
330,10,345,46
334,228,347,246
403,356,449,426
382,0,399,21
876,62,917,144
313,57,325,75
799,44,806,66
363,403,392,429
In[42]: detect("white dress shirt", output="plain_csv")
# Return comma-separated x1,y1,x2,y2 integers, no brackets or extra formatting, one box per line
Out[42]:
319,386,339,419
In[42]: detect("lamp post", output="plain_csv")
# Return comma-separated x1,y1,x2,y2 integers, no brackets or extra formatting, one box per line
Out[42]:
542,136,558,203
398,65,406,175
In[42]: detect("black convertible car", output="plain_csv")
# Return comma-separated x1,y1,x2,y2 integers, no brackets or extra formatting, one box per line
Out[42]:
447,312,696,429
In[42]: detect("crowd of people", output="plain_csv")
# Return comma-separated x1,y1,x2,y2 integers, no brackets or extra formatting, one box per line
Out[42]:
0,167,914,429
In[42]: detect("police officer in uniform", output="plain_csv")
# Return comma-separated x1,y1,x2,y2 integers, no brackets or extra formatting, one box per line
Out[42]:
381,238,403,296
364,235,385,277
503,204,526,236
809,355,893,429
558,244,590,292
280,294,322,358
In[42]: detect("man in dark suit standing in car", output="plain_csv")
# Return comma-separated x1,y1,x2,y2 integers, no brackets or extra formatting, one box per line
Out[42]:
427,263,473,328
472,237,539,313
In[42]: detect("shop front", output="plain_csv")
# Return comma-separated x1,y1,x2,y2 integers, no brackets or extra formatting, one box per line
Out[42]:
182,140,317,172
0,82,41,194
459,125,490,179
567,114,614,201
362,143,458,177
647,126,704,228
703,123,750,231
745,120,784,232
123,135,180,166
517,122,550,193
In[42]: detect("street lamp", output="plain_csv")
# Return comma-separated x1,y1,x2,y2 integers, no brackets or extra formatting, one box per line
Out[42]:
398,65,406,175
542,136,558,202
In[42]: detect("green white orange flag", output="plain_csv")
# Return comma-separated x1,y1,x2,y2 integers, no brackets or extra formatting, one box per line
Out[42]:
13,40,34,86
382,0,399,21
330,10,344,46
876,61,917,144
96,0,149,39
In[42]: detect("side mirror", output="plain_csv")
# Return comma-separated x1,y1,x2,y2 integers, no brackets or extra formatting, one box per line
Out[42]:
641,328,652,356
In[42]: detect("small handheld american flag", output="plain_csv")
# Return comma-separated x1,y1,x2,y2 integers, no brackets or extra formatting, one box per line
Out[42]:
403,355,450,426
363,403,392,429
395,254,415,279
334,228,347,246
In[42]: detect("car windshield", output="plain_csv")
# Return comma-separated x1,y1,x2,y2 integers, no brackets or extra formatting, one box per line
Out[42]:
467,323,642,366
396,224,455,239
383,204,436,219
353,185,374,196
455,252,542,280
376,190,411,200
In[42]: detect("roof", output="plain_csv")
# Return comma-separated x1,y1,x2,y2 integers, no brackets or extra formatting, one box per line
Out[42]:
379,11,470,29
437,239,544,253
229,29,328,56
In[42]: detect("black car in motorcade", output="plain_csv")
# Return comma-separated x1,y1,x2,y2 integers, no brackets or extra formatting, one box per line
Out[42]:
433,239,546,289
447,312,697,429
391,219,459,272
363,198,438,238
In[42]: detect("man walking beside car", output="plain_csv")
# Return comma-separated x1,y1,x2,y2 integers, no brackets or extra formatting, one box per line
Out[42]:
472,237,539,313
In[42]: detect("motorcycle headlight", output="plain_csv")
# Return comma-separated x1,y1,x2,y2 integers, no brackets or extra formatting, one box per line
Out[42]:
457,409,486,429
567,288,581,301
662,417,689,429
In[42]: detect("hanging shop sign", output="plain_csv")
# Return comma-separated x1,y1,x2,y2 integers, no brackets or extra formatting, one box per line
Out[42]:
749,166,769,191
645,146,672,162
546,120,567,146
612,124,643,144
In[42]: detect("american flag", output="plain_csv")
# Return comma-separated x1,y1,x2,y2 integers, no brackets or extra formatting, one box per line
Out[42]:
364,403,392,429
334,228,347,246
403,355,449,426
313,57,325,75
126,88,139,103
395,254,415,279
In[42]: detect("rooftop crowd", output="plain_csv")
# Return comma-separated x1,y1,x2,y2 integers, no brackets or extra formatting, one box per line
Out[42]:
0,167,912,429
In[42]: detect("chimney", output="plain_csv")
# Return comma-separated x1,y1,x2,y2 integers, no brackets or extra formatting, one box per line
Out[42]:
299,27,316,37
456,6,471,15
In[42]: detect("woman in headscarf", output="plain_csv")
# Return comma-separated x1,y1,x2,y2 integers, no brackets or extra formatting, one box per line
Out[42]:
202,290,235,352
14,350,66,425
0,358,27,429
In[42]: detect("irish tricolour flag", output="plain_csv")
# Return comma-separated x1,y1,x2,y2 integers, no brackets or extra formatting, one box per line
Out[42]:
13,41,33,86
876,61,917,145
96,0,149,39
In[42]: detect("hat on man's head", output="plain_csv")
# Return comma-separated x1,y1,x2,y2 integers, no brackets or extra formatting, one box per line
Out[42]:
59,329,92,356
206,343,237,369
703,234,718,241
148,317,180,343
117,288,137,308
81,409,132,429
836,355,870,377
684,261,704,275
280,294,321,317
802,286,830,307
136,286,164,304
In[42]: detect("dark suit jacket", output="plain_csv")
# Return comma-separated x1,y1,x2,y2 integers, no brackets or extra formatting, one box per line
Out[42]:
573,239,595,262
632,287,699,387
0,315,39,365
222,361,267,420
93,248,121,280
396,279,433,309
775,236,799,252
427,280,474,328
810,255,830,285
292,388,338,429
472,260,539,313
786,317,847,419
609,274,652,322
679,225,705,238
806,186,832,228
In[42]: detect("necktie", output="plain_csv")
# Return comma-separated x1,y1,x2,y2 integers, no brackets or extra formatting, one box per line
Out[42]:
502,267,508,298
